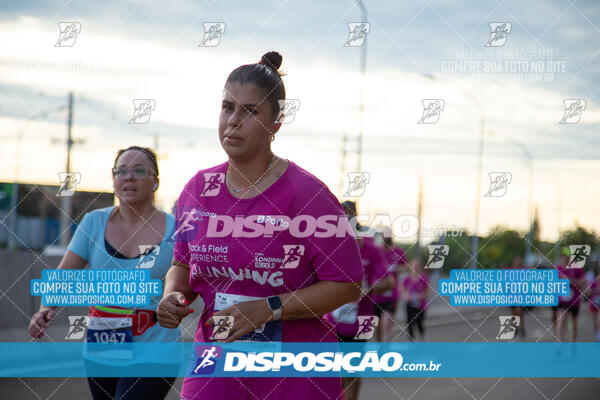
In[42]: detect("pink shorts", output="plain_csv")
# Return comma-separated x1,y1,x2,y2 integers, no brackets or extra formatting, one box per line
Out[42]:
181,377,342,400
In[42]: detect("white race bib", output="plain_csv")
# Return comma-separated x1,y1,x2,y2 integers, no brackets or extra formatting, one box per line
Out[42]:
86,317,133,360
559,291,573,303
214,292,282,343
409,294,421,308
331,302,359,324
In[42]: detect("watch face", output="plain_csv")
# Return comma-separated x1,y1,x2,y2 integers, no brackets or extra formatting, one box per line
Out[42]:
268,296,282,309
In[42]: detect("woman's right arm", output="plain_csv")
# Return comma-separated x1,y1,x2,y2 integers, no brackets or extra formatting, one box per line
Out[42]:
156,259,197,328
28,250,88,339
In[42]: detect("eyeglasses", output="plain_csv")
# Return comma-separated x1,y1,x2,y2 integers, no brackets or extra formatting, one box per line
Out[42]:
112,165,155,179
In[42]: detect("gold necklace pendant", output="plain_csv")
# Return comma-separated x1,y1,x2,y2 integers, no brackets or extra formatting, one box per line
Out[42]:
227,155,276,193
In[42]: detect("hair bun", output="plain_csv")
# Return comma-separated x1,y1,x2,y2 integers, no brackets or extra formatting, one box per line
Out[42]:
260,51,283,71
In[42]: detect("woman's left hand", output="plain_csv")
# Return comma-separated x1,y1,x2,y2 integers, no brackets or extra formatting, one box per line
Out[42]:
206,299,273,343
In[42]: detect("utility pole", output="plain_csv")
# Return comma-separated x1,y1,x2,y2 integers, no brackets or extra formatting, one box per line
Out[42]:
416,176,423,254
508,139,534,265
355,0,367,175
153,133,159,152
526,158,534,265
546,172,562,262
339,132,348,197
58,92,84,247
422,74,485,269
7,181,18,250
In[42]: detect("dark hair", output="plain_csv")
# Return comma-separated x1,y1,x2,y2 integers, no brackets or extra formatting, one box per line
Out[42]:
412,257,424,266
113,146,159,176
225,51,286,118
341,200,357,217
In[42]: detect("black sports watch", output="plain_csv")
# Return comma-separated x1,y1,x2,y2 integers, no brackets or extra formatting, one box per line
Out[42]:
266,295,282,321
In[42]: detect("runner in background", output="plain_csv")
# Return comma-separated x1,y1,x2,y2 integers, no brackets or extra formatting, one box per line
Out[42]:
555,249,586,342
325,201,394,400
401,258,429,342
507,255,526,338
585,262,600,340
584,261,597,287
372,235,407,341
28,146,180,400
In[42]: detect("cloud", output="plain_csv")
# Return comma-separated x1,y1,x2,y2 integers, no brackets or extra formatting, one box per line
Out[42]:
2,1,600,239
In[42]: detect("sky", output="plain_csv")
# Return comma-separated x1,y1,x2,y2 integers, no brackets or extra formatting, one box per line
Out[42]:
1,0,599,243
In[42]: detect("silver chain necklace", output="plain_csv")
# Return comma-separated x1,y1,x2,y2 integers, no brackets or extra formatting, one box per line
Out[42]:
226,154,276,193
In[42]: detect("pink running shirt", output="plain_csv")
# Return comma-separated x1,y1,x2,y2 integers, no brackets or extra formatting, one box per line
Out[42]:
373,246,407,304
325,238,388,337
557,264,585,307
173,160,363,399
402,274,429,310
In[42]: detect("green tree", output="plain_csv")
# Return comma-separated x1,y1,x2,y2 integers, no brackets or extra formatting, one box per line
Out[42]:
478,226,525,267
560,224,597,250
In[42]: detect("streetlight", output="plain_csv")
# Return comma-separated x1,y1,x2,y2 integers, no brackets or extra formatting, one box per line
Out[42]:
355,0,368,174
423,74,485,269
507,139,534,265
542,170,562,262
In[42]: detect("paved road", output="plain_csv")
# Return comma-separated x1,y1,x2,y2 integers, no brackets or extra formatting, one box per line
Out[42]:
1,305,599,399
359,305,600,399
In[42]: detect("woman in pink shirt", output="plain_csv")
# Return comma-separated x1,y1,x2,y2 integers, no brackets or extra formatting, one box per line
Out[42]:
506,255,526,338
555,253,586,342
585,264,600,340
325,202,394,400
401,258,429,341
372,236,407,342
156,51,363,400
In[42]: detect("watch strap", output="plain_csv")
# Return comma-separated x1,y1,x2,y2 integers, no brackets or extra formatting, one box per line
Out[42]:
267,296,282,321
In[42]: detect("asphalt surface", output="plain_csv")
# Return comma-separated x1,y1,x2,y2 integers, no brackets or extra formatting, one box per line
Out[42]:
1,305,599,399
